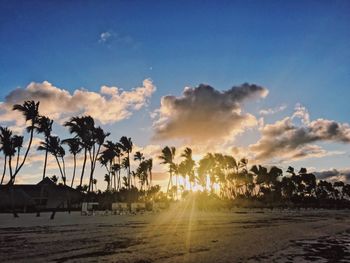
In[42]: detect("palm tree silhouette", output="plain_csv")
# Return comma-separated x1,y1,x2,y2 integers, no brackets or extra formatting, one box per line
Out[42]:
0,127,16,184
180,147,195,191
38,136,67,185
36,116,53,180
159,146,176,195
64,116,94,187
87,126,109,192
99,140,118,190
10,100,40,184
119,136,133,189
62,138,82,187
136,160,149,190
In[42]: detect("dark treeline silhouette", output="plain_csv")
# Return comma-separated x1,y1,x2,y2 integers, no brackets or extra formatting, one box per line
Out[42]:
158,147,350,209
1,100,350,215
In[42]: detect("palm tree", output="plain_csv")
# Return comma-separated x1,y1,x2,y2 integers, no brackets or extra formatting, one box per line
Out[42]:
36,116,53,180
62,138,82,187
159,146,176,195
177,161,187,192
10,100,40,184
99,140,117,190
119,136,133,189
111,143,122,190
180,147,195,190
0,127,16,184
38,136,67,185
198,153,215,191
87,126,110,192
112,163,121,190
64,116,95,187
136,160,149,190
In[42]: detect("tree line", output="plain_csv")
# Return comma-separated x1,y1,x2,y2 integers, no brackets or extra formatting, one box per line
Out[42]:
1,100,350,208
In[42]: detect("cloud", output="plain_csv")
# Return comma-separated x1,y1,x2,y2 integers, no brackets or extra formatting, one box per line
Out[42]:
0,79,156,129
292,103,310,125
99,31,112,43
259,104,287,116
152,83,268,144
250,105,350,162
314,169,350,183
98,31,136,47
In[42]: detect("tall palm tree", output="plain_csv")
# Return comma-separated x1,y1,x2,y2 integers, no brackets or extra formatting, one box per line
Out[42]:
119,136,133,189
177,161,187,192
0,127,6,185
38,136,67,185
88,126,109,192
0,127,16,184
180,147,195,190
10,100,40,184
111,143,122,190
36,116,53,180
64,116,94,187
112,163,121,190
62,138,82,187
198,153,215,191
136,160,149,190
159,146,176,195
99,140,117,190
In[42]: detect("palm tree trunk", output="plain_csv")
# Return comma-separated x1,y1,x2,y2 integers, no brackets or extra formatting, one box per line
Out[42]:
8,155,18,217
71,154,76,187
61,156,66,185
113,171,116,190
127,152,131,189
15,148,20,171
88,149,94,192
55,155,65,183
1,155,7,185
150,170,152,188
42,148,49,180
167,169,173,195
117,156,121,190
79,148,87,187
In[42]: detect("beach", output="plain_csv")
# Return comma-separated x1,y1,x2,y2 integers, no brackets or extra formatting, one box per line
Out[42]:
0,204,349,263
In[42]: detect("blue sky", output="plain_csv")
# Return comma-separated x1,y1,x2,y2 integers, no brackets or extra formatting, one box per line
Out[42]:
0,0,350,186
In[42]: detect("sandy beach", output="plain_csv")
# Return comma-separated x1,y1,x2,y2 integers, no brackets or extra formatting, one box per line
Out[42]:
0,204,349,263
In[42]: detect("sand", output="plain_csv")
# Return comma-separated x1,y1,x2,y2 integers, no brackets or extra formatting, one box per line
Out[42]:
0,204,349,262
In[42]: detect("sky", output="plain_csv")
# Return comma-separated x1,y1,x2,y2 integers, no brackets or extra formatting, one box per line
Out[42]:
0,0,350,188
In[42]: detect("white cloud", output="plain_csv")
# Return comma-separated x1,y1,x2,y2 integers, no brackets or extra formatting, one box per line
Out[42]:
259,104,287,116
250,106,350,162
99,31,112,43
152,83,268,144
0,79,156,130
